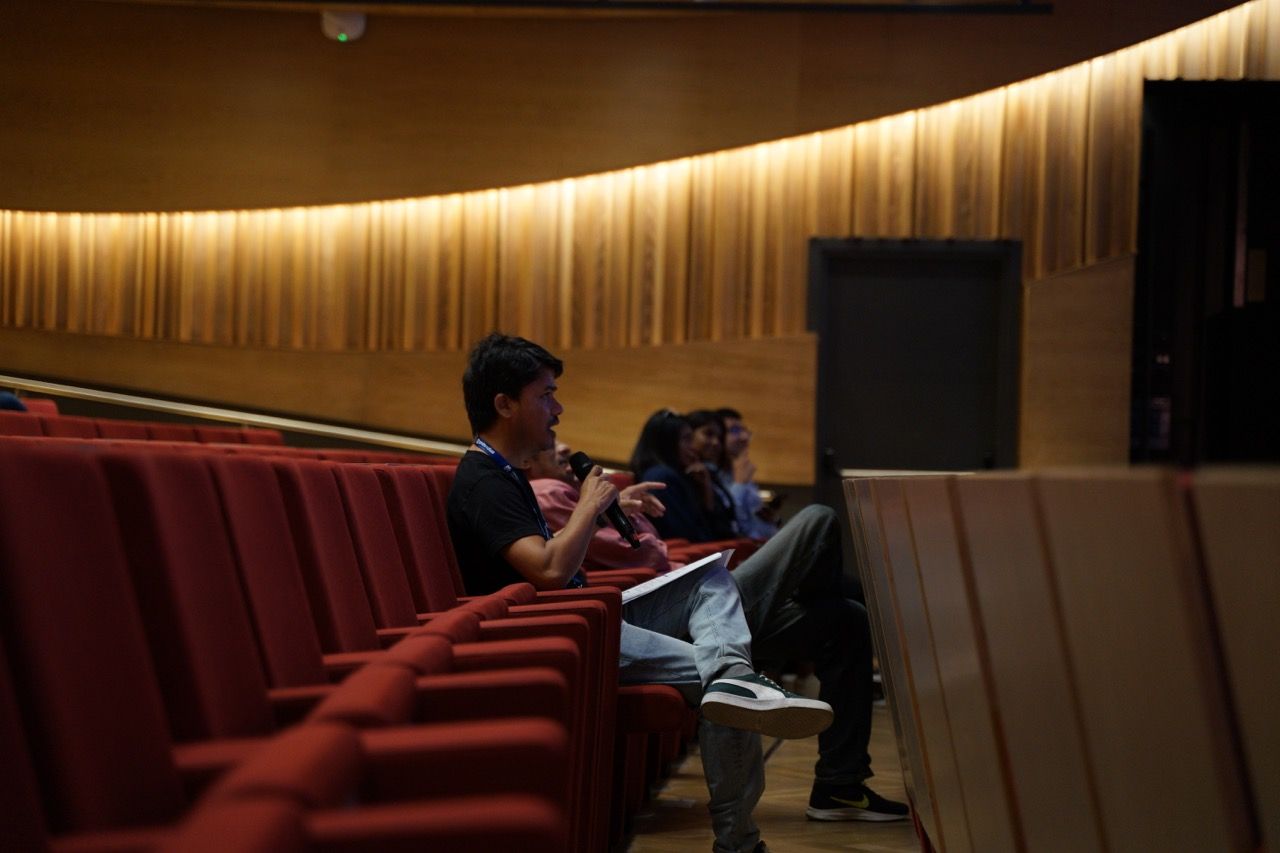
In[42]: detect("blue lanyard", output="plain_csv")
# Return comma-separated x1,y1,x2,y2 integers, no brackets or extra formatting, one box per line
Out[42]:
472,436,585,589
473,437,553,541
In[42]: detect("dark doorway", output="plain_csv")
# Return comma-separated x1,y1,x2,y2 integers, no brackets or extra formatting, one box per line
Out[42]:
807,238,1021,582
1132,80,1280,464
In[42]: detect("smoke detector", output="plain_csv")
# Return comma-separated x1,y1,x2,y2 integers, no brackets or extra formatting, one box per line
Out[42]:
321,11,366,43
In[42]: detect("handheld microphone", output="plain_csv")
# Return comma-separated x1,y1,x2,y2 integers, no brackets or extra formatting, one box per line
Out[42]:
569,451,641,549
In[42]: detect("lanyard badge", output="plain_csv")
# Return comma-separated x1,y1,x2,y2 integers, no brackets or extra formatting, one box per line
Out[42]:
472,437,585,589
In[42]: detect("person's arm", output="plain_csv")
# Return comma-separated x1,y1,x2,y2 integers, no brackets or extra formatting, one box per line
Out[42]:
643,466,714,543
501,467,618,590
618,481,666,519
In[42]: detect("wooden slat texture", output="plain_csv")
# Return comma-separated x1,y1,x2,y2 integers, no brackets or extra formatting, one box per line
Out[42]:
901,477,1020,853
1020,255,1135,467
1032,469,1252,853
0,325,816,484
952,474,1106,853
2,0,1277,355
846,479,936,842
872,478,973,853
1190,468,1280,852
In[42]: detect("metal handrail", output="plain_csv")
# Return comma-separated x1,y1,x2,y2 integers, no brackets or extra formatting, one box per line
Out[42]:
0,373,467,457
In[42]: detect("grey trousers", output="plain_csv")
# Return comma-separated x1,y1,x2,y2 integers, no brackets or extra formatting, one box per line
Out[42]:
732,504,875,786
619,563,764,853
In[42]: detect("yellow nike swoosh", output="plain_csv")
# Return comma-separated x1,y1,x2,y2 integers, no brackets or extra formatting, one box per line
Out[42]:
831,795,870,809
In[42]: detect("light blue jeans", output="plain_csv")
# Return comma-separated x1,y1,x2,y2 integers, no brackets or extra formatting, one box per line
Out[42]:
619,563,764,853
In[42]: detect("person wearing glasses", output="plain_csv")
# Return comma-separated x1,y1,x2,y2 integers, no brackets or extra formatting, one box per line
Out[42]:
712,408,778,540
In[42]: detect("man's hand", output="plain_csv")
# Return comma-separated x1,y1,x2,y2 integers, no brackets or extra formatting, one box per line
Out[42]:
575,465,619,518
619,481,666,518
502,464,616,591
732,453,757,485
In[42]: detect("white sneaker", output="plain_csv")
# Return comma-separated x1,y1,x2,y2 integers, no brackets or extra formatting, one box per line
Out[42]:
700,673,833,739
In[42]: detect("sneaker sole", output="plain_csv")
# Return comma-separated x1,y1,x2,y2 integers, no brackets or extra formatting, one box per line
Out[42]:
700,694,833,739
805,806,909,822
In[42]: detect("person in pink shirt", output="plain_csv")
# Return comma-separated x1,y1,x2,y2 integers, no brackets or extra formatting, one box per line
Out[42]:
524,442,680,572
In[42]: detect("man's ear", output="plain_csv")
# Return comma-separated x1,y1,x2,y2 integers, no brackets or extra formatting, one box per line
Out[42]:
493,392,517,419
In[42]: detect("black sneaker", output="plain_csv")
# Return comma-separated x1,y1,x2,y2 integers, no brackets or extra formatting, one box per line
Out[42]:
700,672,833,739
805,782,910,822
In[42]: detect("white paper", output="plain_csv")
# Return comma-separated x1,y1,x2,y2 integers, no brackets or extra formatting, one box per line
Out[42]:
620,549,734,605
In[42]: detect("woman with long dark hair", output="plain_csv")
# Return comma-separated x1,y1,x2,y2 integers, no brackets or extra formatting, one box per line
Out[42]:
629,409,736,542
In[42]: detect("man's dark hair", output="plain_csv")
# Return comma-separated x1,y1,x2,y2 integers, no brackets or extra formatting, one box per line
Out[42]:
462,333,564,434
715,407,743,421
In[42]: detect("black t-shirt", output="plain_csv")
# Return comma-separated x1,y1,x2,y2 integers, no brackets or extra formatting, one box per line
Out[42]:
447,450,548,595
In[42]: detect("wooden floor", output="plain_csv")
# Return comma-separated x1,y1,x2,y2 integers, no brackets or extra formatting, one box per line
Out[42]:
628,685,921,853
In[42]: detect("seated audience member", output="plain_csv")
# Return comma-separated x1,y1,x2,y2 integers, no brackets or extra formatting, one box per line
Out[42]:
445,333,835,853
714,407,778,539
523,441,678,572
0,391,28,411
687,409,743,537
629,410,737,543
629,406,909,824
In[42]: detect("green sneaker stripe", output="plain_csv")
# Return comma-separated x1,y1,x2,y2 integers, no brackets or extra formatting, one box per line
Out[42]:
705,684,757,699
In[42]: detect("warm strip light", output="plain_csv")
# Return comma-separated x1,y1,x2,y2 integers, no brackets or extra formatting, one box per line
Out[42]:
1,0,1275,352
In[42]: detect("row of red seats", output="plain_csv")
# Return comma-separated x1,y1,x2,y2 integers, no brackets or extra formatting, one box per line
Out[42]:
0,408,285,445
0,436,691,852
0,408,471,466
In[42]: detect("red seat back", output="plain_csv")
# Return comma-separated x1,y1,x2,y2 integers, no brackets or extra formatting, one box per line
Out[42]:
146,423,198,441
330,464,421,629
0,633,52,849
271,459,383,653
426,464,466,588
0,411,43,436
95,419,151,440
242,428,285,446
39,415,99,438
97,449,276,740
0,443,184,830
20,397,59,416
203,454,329,688
194,425,246,443
375,465,466,612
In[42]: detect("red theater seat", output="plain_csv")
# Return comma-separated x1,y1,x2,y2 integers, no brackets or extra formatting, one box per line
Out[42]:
20,397,59,416
195,425,248,443
0,441,576,852
147,422,200,441
0,411,42,436
39,414,99,437
242,427,286,445
95,418,152,439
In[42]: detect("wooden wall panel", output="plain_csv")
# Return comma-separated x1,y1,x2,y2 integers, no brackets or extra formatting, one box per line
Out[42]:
0,326,817,485
1083,47,1144,264
3,1,1279,471
3,0,1278,356
999,79,1049,281
1020,255,1135,466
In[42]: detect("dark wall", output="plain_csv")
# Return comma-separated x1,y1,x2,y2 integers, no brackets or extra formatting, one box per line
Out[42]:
1133,80,1280,464
0,0,1235,211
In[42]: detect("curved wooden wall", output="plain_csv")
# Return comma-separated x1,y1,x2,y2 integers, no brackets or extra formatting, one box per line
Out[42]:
3,0,1277,355
0,1,1233,212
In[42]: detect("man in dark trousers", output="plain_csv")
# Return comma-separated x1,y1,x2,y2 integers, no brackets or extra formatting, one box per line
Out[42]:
446,333,835,853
